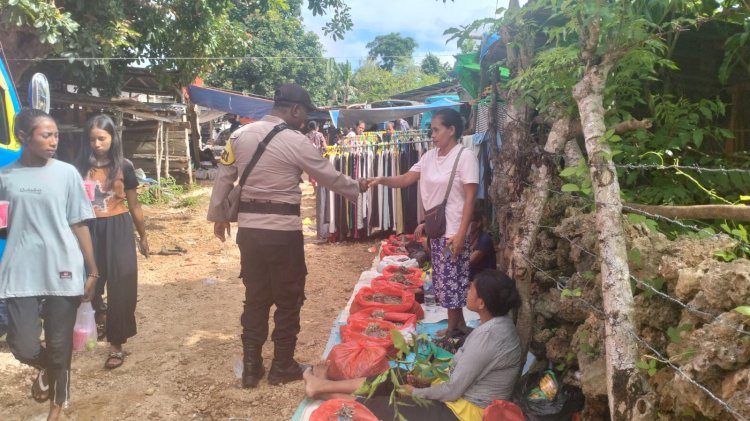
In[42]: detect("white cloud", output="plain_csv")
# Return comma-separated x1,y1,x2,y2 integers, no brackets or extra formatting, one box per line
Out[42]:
302,0,513,65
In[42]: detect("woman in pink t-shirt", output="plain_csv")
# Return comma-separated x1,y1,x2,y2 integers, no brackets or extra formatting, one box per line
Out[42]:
368,109,479,335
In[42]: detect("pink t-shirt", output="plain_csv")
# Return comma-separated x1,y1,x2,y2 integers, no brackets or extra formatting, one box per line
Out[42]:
409,145,479,237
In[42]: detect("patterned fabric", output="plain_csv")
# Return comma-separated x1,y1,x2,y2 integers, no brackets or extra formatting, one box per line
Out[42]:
430,237,471,309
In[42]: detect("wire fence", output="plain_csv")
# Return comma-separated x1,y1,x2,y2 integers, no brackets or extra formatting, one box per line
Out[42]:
484,164,750,420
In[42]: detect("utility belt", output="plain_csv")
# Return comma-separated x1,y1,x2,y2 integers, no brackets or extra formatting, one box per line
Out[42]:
239,200,301,216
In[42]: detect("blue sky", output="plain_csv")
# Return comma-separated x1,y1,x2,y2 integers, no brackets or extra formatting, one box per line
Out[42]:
301,0,512,67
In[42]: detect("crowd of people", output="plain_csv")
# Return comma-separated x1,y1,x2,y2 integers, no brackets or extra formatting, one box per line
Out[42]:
0,82,514,421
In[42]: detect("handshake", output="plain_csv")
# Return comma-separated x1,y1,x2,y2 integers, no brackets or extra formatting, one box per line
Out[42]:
357,177,384,193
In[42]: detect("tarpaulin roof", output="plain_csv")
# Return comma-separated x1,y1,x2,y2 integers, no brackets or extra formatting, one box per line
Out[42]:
329,98,462,129
187,85,329,120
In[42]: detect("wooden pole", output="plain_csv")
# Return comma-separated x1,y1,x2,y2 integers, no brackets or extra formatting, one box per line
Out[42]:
185,115,194,185
164,124,170,178
155,122,162,186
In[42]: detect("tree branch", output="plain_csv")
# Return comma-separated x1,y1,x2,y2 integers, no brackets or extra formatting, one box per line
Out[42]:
624,203,750,222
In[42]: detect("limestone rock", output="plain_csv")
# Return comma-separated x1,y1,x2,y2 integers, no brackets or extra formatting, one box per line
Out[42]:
700,258,750,311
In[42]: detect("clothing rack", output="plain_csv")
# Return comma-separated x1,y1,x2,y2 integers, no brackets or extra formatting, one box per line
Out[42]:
326,138,432,154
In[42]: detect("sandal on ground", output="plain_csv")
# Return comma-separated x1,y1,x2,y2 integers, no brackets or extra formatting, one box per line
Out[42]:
104,351,125,369
31,369,49,403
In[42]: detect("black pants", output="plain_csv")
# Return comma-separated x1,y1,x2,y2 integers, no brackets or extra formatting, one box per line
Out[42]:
6,296,79,406
89,213,138,346
360,369,459,421
237,228,307,364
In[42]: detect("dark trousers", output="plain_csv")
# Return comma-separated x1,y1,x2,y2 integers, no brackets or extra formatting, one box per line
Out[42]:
88,213,138,346
6,296,79,406
237,228,307,365
360,369,459,421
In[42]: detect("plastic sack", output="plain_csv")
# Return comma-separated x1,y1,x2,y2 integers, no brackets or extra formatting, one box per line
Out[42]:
483,400,525,421
380,244,409,260
376,255,418,273
73,302,97,352
310,399,378,421
371,275,423,293
350,285,416,316
382,265,423,280
340,318,397,351
326,341,390,380
386,234,415,246
513,370,585,421
348,308,417,333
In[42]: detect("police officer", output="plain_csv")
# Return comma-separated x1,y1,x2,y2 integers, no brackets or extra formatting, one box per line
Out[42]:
208,84,367,388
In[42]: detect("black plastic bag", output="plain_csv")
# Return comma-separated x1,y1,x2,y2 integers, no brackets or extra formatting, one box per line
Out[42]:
513,370,585,421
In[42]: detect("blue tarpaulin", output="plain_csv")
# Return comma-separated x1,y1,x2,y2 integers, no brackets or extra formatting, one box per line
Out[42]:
329,98,462,129
187,85,330,120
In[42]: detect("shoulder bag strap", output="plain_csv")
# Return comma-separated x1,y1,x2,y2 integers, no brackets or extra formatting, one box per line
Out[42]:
237,123,288,187
441,146,465,205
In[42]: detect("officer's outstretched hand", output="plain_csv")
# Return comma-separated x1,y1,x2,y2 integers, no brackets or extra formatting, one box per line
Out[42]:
358,178,369,193
214,222,232,242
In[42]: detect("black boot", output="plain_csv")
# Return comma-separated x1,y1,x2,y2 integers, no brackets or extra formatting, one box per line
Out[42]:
267,340,309,385
242,346,264,389
267,359,309,386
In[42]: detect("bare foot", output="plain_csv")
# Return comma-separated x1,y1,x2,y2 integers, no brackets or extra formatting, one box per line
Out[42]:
312,361,330,379
435,328,447,337
303,367,322,398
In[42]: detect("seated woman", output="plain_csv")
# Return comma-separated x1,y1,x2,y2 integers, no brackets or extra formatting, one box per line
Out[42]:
303,269,522,421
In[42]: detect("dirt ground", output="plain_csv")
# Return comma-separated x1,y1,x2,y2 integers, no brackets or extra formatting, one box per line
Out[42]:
0,181,377,421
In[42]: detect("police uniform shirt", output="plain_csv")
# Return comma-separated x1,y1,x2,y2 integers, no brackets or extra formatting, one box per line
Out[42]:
208,115,360,231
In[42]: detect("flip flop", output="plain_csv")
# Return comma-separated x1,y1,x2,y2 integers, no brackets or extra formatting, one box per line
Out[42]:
31,369,49,403
104,351,125,369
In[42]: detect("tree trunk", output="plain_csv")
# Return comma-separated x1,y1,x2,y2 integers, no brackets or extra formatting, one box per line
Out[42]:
186,100,201,184
507,115,576,359
573,59,648,420
0,29,50,79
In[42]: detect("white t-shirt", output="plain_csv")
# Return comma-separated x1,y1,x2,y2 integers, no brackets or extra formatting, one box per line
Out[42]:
409,145,479,238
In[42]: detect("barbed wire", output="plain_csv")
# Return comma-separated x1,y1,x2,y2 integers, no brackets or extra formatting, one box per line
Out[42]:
518,252,747,420
7,54,456,62
539,222,750,337
614,162,750,174
628,329,749,421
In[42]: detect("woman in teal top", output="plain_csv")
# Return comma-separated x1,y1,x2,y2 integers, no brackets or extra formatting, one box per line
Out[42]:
0,109,99,421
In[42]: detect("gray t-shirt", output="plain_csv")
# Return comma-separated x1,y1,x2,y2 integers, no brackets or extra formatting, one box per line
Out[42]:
413,315,522,407
0,160,94,298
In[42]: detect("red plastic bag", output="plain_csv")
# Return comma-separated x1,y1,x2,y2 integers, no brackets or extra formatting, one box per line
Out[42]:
380,244,409,260
350,285,416,315
382,265,423,280
483,400,525,421
372,275,423,292
340,319,396,349
348,308,418,332
386,234,415,246
326,341,390,380
310,399,378,421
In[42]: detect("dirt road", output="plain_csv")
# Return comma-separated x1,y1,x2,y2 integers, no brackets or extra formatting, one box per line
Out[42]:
0,182,377,421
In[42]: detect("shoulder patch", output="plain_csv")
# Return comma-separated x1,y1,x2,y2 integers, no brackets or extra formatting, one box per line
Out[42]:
220,141,235,165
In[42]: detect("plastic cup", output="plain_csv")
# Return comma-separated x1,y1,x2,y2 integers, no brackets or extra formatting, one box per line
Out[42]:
73,329,88,351
83,181,96,201
0,201,8,229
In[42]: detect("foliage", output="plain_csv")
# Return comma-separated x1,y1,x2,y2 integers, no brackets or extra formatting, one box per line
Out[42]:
420,53,452,81
352,61,439,103
636,356,659,376
322,59,357,106
0,0,351,93
138,177,185,206
713,222,750,261
206,9,328,103
366,33,418,72
355,330,449,421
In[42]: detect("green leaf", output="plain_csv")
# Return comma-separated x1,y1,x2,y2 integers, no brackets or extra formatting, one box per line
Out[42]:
636,360,650,370
739,195,750,202
391,329,408,356
628,213,647,224
559,167,578,177
734,306,750,316
561,184,580,192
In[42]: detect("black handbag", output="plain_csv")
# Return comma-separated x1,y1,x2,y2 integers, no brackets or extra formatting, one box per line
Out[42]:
423,147,464,238
221,123,287,222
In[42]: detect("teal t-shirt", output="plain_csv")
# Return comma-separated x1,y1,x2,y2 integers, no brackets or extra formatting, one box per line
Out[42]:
0,159,94,298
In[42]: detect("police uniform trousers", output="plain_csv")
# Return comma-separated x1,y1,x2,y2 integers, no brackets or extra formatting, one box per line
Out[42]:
237,228,307,365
